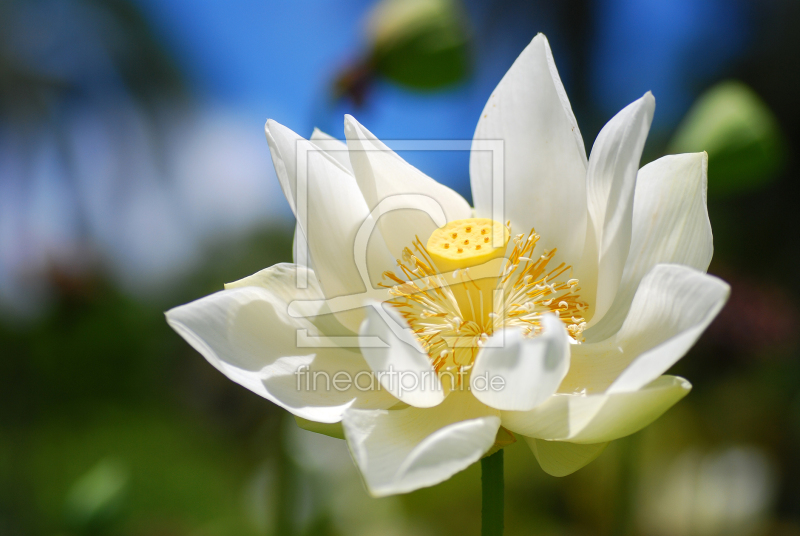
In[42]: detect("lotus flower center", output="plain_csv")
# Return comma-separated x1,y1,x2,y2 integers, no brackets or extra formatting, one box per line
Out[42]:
381,218,588,387
426,218,510,274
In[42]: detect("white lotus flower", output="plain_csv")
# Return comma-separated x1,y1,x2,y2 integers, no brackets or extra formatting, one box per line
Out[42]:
166,34,729,497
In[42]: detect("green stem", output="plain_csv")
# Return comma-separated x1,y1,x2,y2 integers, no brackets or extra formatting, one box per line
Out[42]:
481,449,504,536
611,434,638,536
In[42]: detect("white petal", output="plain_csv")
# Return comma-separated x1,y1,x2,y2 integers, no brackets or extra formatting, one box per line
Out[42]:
344,115,472,258
265,119,304,214
562,264,729,394
359,303,445,408
526,438,608,477
310,127,353,173
502,375,691,443
343,390,500,497
471,315,570,411
587,152,714,341
292,128,350,271
291,224,314,270
265,120,395,332
166,268,396,423
225,262,323,302
228,263,360,346
580,93,655,324
470,33,587,267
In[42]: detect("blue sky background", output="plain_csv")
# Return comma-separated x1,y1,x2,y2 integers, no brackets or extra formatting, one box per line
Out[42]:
131,0,752,200
0,0,757,315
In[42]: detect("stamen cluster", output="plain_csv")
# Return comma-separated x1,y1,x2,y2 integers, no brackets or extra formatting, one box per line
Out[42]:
381,225,588,385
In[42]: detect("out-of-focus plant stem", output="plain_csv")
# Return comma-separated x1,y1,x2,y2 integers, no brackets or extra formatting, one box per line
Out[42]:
611,434,639,536
481,449,504,536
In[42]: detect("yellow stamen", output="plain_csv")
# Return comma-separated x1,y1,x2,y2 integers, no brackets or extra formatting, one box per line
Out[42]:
380,219,588,389
427,218,510,320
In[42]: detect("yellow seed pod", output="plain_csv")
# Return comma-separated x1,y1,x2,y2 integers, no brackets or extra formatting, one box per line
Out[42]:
426,218,509,274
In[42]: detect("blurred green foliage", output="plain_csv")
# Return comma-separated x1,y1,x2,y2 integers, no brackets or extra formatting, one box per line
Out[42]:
64,458,129,532
0,230,293,536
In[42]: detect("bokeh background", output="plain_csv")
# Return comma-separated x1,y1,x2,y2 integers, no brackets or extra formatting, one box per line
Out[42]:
1,0,799,534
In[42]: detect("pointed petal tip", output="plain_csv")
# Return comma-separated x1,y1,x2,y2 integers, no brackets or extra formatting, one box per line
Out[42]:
265,119,295,145
343,115,374,142
672,150,708,161
526,33,551,56
632,90,656,112
164,303,187,325
677,377,692,391
343,114,358,131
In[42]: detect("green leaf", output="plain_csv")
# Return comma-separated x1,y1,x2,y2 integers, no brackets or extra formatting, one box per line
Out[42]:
669,80,786,194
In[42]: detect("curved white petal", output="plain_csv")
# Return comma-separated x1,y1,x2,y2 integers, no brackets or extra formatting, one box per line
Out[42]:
470,33,587,267
343,115,472,259
343,390,500,497
265,119,303,214
471,315,570,411
291,129,348,273
587,152,714,341
291,224,314,270
502,375,690,443
265,119,395,332
359,303,445,408
166,267,396,423
526,438,608,477
580,93,655,324
310,127,353,173
227,263,358,343
562,264,729,394
225,262,323,301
